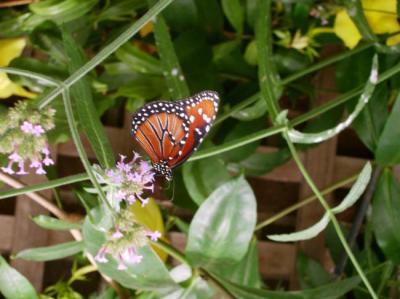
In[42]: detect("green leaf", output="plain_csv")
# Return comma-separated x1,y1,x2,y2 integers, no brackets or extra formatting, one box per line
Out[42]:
213,238,262,288
0,256,38,299
215,272,361,299
222,0,244,34
83,216,178,293
255,0,281,119
231,98,267,121
372,169,400,263
375,93,400,165
185,176,257,267
286,55,379,144
26,0,98,27
16,241,84,262
96,0,146,24
62,29,115,169
174,30,221,92
297,253,332,289
117,75,166,100
268,162,372,242
232,148,291,177
32,215,81,230
151,6,190,99
351,84,389,151
115,43,163,75
183,156,231,205
222,119,265,162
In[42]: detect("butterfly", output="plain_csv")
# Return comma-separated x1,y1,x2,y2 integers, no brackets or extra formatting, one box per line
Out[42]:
131,91,220,181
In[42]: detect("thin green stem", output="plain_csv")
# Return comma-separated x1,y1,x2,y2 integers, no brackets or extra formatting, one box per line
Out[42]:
151,239,189,266
0,67,61,87
254,173,358,231
0,173,89,200
284,130,378,299
62,88,114,213
281,43,373,85
37,0,174,109
189,125,286,162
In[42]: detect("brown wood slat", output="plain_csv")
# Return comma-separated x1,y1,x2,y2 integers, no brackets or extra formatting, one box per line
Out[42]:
0,215,14,252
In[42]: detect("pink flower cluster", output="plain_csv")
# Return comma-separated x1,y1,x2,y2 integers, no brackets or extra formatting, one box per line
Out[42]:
1,121,54,175
95,217,162,270
105,153,155,207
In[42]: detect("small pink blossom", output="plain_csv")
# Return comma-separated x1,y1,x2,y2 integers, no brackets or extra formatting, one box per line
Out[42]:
146,230,161,241
112,229,124,239
32,125,45,137
43,157,54,166
16,161,28,175
95,247,108,263
1,162,14,174
9,152,22,162
20,121,33,134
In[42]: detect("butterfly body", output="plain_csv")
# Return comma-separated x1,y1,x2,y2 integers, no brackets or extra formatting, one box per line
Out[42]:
131,91,219,180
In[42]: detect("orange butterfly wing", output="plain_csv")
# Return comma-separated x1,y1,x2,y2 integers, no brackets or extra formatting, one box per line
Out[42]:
131,91,219,178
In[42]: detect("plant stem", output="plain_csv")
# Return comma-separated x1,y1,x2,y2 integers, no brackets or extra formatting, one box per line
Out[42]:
198,268,235,299
334,165,383,276
254,174,358,231
37,0,174,109
62,88,114,213
284,131,378,299
190,125,286,161
151,239,189,266
0,173,89,200
0,67,61,87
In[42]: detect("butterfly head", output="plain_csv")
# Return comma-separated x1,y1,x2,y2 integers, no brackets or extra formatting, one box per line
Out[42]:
153,161,172,181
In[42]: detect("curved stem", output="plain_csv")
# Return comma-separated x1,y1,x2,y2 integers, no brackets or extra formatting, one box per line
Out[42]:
284,131,378,299
0,172,124,296
0,67,61,87
62,88,114,213
37,0,174,109
0,173,89,200
254,173,358,231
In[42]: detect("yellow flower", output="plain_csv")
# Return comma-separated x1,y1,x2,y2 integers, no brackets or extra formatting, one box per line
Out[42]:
0,38,36,99
334,0,400,48
130,197,168,261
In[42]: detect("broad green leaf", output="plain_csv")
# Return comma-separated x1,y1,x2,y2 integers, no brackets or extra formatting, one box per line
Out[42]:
213,238,262,288
163,0,199,32
16,241,84,261
32,215,81,230
26,0,98,27
222,0,244,34
215,272,360,299
222,119,265,162
268,162,372,242
83,216,178,293
150,4,190,99
174,30,221,92
372,169,400,263
297,253,332,289
0,256,38,299
117,75,166,100
351,84,389,151
231,98,267,121
183,156,231,205
286,55,378,144
375,93,400,165
115,43,163,75
232,148,291,177
185,176,257,267
62,29,115,169
96,0,146,24
255,0,281,117
193,0,223,39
